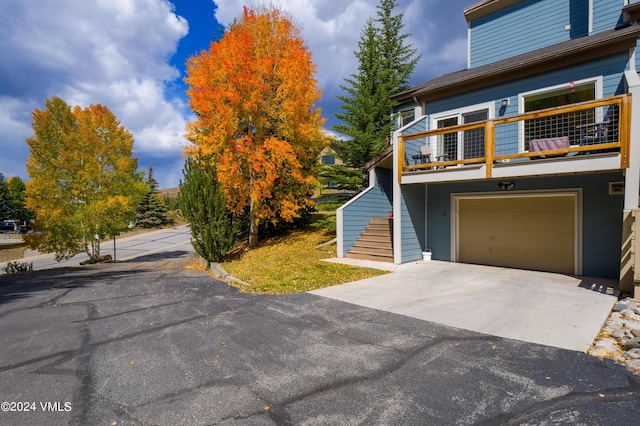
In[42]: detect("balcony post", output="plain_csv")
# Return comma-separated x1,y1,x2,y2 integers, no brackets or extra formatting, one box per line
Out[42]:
485,121,494,178
620,94,632,169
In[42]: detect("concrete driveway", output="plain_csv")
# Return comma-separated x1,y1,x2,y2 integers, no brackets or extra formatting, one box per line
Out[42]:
315,259,619,352
0,250,639,424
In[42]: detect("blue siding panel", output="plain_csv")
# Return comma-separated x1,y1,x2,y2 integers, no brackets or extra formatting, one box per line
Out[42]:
592,0,624,33
570,0,590,38
470,0,571,68
400,118,428,166
340,168,393,256
469,0,624,68
423,172,623,278
421,52,630,158
426,185,452,261
400,184,426,262
426,51,629,118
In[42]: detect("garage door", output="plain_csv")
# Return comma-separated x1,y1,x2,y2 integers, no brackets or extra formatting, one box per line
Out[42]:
457,194,577,274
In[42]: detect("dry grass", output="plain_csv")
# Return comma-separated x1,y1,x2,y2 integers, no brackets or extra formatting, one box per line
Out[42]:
0,242,28,263
220,221,388,294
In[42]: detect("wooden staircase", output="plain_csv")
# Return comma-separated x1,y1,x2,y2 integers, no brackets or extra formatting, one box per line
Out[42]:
346,217,393,263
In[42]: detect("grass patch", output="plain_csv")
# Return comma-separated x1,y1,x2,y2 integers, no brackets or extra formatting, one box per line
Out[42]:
0,243,27,263
220,214,388,294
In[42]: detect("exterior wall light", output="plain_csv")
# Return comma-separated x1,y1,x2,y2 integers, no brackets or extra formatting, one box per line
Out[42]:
497,181,515,190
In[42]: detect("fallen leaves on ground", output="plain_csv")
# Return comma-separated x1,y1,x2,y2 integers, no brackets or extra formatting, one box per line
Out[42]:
221,227,388,294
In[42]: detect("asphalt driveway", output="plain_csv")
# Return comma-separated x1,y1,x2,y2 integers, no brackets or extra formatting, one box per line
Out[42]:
1,251,639,425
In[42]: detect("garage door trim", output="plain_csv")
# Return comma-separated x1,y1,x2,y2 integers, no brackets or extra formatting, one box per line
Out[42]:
451,189,582,275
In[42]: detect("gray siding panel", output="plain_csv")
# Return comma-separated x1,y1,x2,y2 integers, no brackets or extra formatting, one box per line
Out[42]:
423,172,623,278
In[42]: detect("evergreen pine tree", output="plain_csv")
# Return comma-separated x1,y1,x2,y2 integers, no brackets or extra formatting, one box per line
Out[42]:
376,0,420,94
0,173,14,220
7,176,35,223
135,165,168,228
333,18,388,173
332,0,420,185
179,158,236,267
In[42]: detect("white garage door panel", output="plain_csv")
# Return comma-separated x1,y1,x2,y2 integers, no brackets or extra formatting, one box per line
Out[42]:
458,195,576,274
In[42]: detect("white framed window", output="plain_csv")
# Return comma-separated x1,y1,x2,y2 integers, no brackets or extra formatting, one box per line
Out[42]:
518,77,603,151
397,107,417,130
430,102,495,162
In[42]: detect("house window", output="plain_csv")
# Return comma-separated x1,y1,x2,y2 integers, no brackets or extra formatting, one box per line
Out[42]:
321,155,335,165
432,103,492,161
462,109,488,159
520,79,600,150
397,108,416,129
436,116,459,161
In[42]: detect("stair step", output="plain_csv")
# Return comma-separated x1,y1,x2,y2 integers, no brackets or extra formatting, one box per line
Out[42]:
370,217,392,225
358,235,393,243
367,224,392,231
353,240,393,250
361,229,392,237
346,252,394,263
348,246,393,257
346,216,394,263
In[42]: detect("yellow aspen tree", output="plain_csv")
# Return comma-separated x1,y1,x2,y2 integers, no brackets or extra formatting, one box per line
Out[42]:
25,97,147,261
184,6,327,247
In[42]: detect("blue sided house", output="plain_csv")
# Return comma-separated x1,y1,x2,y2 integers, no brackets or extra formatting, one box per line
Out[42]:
337,0,640,295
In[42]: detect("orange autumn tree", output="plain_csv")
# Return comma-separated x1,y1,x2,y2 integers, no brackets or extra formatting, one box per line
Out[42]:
184,6,326,247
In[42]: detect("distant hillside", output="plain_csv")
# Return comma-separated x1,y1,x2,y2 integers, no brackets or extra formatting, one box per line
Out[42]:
159,188,179,199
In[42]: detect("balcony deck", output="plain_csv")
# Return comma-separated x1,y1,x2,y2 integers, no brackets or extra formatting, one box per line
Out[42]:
399,95,631,184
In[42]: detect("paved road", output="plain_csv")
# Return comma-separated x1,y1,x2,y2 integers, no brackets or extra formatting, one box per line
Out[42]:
0,226,193,274
0,247,639,424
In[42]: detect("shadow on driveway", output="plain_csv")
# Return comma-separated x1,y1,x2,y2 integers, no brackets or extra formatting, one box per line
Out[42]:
0,253,638,425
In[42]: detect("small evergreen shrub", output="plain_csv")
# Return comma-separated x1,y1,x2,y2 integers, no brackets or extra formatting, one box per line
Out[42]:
2,261,33,274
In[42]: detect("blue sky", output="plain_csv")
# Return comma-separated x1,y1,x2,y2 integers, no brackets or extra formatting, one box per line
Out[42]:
0,0,471,189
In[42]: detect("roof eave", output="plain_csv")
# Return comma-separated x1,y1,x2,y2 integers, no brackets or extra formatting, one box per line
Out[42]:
393,26,640,104
464,0,521,22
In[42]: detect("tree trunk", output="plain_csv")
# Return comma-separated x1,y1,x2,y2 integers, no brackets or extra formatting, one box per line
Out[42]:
248,197,258,248
86,235,100,262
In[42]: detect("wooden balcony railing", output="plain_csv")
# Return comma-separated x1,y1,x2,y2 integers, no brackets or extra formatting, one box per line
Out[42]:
399,94,631,179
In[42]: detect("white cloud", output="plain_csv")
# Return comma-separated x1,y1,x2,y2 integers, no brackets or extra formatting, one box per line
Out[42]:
0,0,189,188
212,0,469,125
213,0,376,94
0,0,472,188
